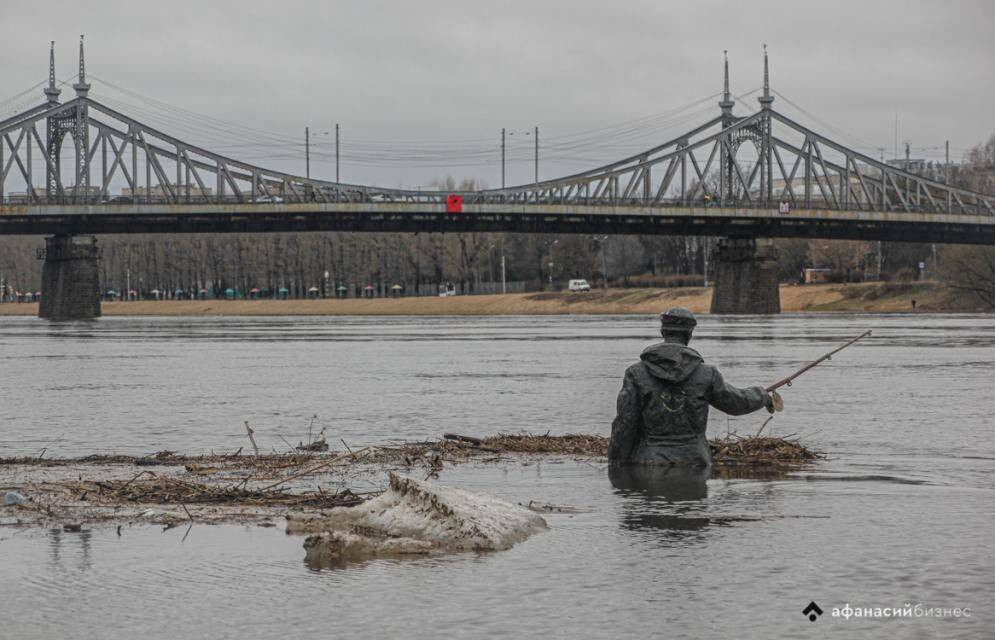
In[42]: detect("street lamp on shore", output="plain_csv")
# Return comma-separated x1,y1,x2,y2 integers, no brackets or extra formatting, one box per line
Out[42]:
543,239,559,291
595,235,609,290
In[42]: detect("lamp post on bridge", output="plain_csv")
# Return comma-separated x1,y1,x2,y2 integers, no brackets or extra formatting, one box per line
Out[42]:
305,127,338,181
501,127,539,189
501,128,505,188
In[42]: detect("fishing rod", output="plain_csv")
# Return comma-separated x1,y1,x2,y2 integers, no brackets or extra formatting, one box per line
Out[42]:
766,330,873,393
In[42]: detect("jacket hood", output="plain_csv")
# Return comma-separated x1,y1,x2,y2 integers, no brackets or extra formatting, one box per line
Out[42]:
639,342,703,383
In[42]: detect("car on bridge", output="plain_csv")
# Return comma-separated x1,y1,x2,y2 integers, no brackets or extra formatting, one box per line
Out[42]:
98,196,131,205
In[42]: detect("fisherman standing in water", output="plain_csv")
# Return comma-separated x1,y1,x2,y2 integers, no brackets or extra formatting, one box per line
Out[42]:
609,307,781,466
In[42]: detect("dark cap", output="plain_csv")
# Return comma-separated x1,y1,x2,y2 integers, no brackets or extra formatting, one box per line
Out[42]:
659,306,697,329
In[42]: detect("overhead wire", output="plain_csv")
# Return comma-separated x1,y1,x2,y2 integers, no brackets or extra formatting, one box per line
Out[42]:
5,74,974,173
80,76,731,170
0,79,47,108
11,73,910,181
771,89,885,155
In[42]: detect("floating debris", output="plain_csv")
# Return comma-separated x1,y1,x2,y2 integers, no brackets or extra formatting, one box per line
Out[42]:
296,438,329,452
708,435,819,466
0,432,818,531
522,501,586,514
289,473,547,568
0,433,818,470
63,475,365,509
445,432,609,455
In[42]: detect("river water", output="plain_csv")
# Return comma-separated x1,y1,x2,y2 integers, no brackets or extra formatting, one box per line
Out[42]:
0,313,992,639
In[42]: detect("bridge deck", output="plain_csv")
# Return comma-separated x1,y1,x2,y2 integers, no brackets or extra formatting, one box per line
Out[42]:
1,203,993,244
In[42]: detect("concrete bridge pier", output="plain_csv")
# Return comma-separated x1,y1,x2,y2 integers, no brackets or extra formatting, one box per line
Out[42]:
709,237,780,314
38,235,101,320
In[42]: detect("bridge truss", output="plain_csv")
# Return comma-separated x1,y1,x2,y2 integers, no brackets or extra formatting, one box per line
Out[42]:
1,43,993,221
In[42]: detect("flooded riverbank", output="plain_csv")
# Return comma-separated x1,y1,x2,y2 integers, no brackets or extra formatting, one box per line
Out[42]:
1,314,992,638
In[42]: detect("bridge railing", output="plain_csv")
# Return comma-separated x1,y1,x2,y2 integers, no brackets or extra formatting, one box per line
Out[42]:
2,192,978,216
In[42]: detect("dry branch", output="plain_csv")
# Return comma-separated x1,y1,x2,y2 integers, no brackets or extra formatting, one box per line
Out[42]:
244,421,259,456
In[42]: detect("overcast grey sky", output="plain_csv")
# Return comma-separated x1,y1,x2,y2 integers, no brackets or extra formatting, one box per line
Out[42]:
2,0,993,189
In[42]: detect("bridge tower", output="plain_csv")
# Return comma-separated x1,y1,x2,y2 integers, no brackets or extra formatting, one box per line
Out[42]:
44,38,91,202
710,47,780,315
38,38,101,320
717,50,735,205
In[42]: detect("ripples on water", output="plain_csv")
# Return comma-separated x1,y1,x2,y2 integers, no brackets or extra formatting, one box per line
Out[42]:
0,313,992,639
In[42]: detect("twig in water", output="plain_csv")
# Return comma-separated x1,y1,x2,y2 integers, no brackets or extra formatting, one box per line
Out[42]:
37,432,65,460
307,415,317,445
755,416,775,438
181,503,194,522
244,421,259,456
235,473,253,491
341,438,356,460
121,470,156,489
278,435,296,452
258,447,372,492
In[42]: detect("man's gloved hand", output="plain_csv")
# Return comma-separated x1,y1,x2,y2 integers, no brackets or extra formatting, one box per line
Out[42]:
765,390,784,414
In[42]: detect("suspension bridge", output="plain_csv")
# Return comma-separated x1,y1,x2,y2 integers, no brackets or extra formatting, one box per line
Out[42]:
1,39,993,319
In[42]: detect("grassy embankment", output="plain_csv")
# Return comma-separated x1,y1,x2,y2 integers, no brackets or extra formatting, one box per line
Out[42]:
0,281,984,316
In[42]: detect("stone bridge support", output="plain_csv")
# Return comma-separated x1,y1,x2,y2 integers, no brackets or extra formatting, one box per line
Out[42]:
709,237,780,314
38,235,101,320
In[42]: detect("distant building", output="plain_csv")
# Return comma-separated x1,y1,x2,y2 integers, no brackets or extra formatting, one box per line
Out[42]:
767,173,865,197
804,268,832,284
7,185,101,200
7,184,215,202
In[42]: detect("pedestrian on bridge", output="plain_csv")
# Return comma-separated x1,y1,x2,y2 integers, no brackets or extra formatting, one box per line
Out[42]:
608,307,779,466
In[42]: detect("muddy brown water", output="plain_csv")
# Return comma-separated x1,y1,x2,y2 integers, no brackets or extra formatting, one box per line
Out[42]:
1,313,992,639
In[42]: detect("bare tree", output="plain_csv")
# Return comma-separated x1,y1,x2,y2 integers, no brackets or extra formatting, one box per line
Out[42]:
938,246,995,308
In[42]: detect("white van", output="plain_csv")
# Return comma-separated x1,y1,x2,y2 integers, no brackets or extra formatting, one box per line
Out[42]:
568,279,591,292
